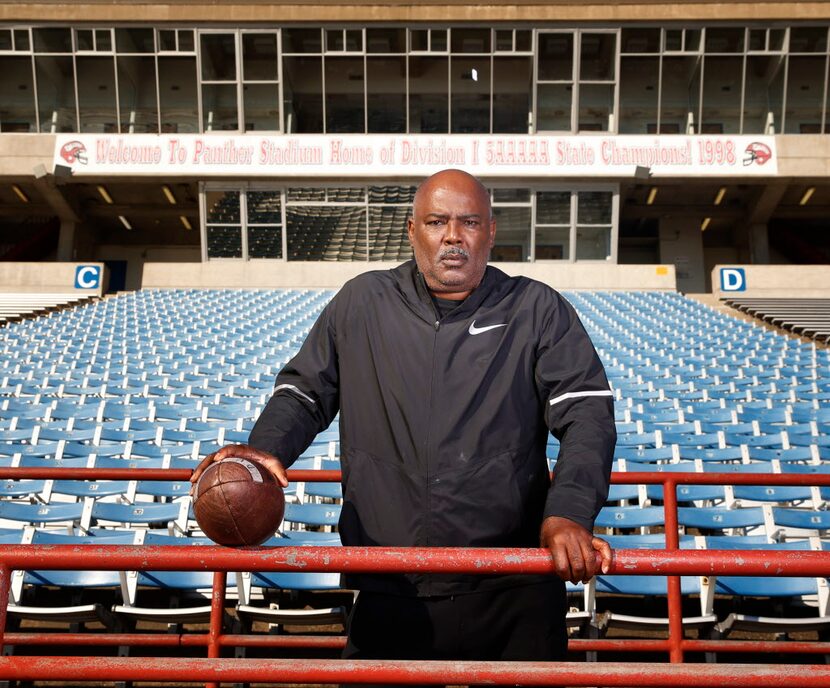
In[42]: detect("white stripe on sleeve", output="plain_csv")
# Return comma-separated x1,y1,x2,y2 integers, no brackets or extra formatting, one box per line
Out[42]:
274,384,316,405
548,390,614,407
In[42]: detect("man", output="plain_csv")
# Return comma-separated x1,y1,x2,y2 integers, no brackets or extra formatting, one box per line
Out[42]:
191,169,616,663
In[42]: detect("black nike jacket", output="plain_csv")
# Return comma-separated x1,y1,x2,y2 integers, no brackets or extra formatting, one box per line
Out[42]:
249,260,616,596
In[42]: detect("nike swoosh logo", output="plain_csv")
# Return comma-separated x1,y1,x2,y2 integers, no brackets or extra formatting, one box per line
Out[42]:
468,321,508,336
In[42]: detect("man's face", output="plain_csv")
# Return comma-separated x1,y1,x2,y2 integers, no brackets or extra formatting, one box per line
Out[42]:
407,171,496,300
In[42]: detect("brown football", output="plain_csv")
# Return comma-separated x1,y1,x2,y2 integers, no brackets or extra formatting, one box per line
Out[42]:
193,458,285,546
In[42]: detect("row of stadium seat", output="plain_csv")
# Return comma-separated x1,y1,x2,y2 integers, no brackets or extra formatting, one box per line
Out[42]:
1,528,349,632
2,527,827,644
3,495,829,541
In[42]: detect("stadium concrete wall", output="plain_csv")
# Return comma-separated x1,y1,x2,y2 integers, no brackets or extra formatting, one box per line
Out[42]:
94,245,202,292
141,262,676,291
712,265,830,298
776,136,830,177
0,262,107,296
1,0,826,23
0,134,54,177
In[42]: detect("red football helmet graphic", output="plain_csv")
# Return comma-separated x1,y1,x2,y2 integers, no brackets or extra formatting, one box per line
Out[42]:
743,142,772,166
60,140,88,165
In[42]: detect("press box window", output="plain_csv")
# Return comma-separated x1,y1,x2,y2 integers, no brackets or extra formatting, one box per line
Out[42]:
115,28,155,53
495,29,531,52
326,29,363,52
247,191,283,259
75,29,113,52
159,30,196,52
206,190,243,259
0,29,31,52
410,29,448,52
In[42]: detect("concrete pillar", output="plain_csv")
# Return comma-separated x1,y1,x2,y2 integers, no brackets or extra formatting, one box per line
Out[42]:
56,220,75,261
748,223,770,264
658,216,706,294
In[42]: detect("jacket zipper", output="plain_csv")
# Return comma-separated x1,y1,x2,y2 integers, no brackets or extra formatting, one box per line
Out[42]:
423,282,441,595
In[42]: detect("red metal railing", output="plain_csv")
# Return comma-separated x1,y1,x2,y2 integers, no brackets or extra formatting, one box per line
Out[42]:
0,466,828,686
2,656,830,687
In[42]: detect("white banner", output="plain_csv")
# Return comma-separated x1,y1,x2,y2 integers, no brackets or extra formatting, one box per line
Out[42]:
54,134,777,178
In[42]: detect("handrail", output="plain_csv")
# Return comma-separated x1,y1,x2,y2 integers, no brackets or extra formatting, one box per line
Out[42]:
0,466,829,682
0,545,827,577
1,656,830,687
0,546,829,685
0,467,828,487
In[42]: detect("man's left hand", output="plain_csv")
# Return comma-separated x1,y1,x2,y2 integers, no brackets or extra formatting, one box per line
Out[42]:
540,516,613,583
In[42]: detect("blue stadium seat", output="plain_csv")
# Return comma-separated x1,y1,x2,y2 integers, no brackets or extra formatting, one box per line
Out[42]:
614,447,674,463
304,481,343,501
62,441,125,458
748,446,815,463
281,530,342,543
660,432,721,448
781,462,830,475
93,455,167,470
18,455,90,469
98,427,160,443
707,539,829,639
646,484,726,504
36,426,99,443
9,529,135,628
615,432,661,448
701,462,774,474
732,485,817,507
0,479,47,500
677,506,767,534
677,447,744,463
789,434,830,448
283,502,342,529
605,484,642,504
0,528,23,545
632,461,699,473
770,508,830,535
135,480,192,500
725,431,786,449
51,480,133,500
0,500,90,532
236,537,349,632
112,530,232,627
90,500,188,534
594,506,664,531
596,536,713,635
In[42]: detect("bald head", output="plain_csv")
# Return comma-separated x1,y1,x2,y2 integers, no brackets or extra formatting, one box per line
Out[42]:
407,169,496,301
412,169,492,222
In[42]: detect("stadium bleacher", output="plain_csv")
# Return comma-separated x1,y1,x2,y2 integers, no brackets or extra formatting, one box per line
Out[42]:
724,297,830,344
0,287,828,647
0,293,94,324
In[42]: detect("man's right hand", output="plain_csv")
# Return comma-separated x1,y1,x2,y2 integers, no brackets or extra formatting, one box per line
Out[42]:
189,444,289,496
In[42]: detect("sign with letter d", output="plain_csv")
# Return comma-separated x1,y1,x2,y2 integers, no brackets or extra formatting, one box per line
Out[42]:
720,267,746,292
74,265,101,290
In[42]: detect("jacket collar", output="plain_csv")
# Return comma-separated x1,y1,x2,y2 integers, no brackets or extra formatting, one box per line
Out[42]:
393,259,507,324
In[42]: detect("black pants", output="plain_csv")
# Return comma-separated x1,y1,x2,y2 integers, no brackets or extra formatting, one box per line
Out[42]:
341,579,568,686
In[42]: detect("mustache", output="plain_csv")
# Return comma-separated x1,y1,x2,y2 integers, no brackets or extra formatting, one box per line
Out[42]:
439,247,470,259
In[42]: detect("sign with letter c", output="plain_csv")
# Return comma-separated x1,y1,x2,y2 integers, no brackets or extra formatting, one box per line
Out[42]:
74,265,101,290
720,267,746,292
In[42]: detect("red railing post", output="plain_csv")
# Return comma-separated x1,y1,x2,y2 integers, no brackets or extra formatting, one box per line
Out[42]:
0,565,10,657
662,475,684,663
206,570,226,688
